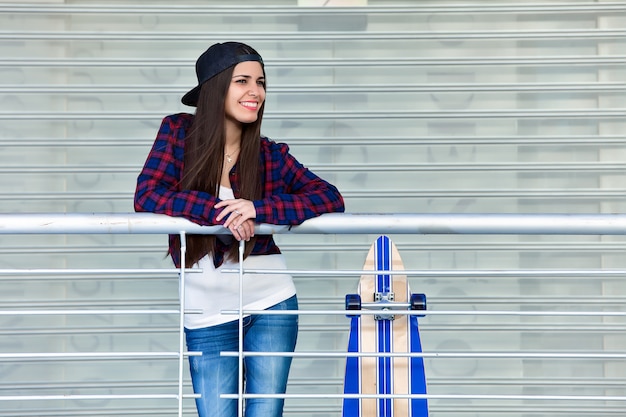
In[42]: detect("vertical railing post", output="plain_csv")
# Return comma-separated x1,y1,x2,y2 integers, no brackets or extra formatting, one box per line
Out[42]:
178,231,187,417
238,240,245,416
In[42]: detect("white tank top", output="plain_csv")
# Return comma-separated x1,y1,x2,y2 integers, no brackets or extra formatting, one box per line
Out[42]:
183,186,296,329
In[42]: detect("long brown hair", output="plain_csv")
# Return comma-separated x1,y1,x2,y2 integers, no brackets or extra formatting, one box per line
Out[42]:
181,47,265,266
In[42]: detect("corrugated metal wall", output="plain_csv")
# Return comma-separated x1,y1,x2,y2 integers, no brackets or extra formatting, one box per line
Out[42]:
0,1,624,416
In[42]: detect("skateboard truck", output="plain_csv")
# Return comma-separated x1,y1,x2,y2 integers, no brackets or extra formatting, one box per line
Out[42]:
374,292,395,320
345,292,427,319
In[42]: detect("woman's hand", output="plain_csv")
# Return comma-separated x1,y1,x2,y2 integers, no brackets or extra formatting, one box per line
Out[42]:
215,199,256,241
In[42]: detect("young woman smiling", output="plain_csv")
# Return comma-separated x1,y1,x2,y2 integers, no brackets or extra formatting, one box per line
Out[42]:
134,42,345,417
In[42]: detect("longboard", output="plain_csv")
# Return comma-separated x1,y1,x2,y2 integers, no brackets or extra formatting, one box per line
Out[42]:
343,235,428,417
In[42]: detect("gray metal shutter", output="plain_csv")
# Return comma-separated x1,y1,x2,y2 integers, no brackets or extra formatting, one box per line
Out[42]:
0,2,624,416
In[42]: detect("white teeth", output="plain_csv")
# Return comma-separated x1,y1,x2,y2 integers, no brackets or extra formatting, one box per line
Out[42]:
241,102,257,108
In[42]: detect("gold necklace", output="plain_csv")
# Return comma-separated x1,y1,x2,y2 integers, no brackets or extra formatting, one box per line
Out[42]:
225,148,239,164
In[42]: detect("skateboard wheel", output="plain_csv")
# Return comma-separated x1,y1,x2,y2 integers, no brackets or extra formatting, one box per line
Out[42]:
345,294,361,317
410,293,427,317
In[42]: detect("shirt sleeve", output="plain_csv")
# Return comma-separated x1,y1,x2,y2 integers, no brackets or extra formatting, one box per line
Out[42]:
133,114,223,226
253,140,345,225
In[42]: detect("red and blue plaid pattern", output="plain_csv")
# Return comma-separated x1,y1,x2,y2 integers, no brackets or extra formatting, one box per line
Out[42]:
134,113,345,267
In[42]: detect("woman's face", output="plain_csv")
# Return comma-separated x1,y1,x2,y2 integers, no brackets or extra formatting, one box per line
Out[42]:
224,61,266,126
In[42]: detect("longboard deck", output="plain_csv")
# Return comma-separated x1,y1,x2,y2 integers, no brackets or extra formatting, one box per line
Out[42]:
343,235,428,417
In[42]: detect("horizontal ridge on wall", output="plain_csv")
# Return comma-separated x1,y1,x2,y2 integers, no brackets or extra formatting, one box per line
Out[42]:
2,56,625,67
1,109,624,120
3,82,625,93
3,162,626,174
1,3,625,14
2,241,626,253
1,135,623,147
1,190,625,200
2,29,625,40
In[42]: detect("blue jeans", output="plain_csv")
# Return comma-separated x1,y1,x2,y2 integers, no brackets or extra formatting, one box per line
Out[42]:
185,295,298,417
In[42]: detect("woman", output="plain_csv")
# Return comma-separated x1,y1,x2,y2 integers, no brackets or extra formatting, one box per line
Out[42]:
134,42,345,417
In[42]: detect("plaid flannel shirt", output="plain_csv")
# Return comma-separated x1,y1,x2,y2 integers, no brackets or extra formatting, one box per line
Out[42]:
134,113,345,267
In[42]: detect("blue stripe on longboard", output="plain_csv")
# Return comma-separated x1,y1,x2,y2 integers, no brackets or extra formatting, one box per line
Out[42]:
343,315,361,417
376,236,392,417
409,315,428,416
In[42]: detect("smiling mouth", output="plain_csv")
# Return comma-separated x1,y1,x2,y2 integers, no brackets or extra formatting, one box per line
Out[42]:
240,101,258,110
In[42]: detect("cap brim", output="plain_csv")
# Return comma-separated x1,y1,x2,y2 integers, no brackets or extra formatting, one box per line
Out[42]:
181,85,201,107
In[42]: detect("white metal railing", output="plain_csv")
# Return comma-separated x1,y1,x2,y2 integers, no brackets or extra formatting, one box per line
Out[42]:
2,212,626,235
1,212,626,416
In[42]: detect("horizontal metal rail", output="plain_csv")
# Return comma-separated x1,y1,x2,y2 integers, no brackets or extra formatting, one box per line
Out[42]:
0,352,199,360
0,268,193,275
222,268,626,277
222,392,626,401
2,213,626,235
0,309,182,315
222,309,626,317
0,394,198,401
0,299,179,307
218,350,626,361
